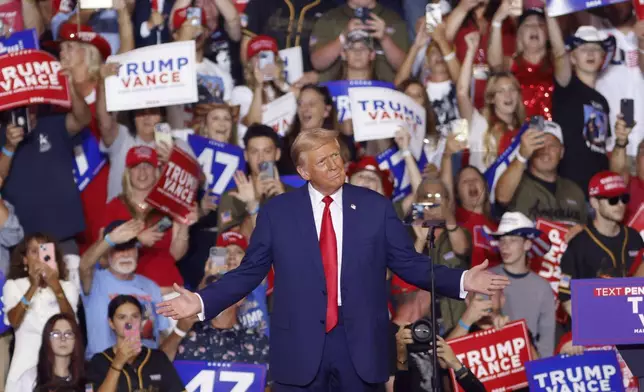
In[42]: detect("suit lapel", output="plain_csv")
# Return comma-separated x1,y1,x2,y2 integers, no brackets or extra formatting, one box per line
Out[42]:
295,184,326,283
341,184,358,284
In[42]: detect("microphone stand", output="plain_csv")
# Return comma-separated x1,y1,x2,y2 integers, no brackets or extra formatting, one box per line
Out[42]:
425,222,441,392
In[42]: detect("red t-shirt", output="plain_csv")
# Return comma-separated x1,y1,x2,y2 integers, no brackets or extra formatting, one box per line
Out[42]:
103,197,184,287
498,128,519,156
77,91,110,255
454,18,516,109
455,206,500,268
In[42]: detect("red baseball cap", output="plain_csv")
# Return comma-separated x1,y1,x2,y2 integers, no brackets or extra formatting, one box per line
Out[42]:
125,146,158,168
172,6,207,31
247,35,278,59
216,231,248,251
588,171,628,198
347,156,394,198
56,23,112,60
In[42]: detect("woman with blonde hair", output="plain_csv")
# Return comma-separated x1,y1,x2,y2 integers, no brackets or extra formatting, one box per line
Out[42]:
193,87,241,146
231,35,293,133
102,146,194,294
457,31,526,172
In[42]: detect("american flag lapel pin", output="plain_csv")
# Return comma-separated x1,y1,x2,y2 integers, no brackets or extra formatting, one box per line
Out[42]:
351,204,356,210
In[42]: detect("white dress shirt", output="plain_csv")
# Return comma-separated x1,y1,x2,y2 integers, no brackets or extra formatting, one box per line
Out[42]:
308,183,344,306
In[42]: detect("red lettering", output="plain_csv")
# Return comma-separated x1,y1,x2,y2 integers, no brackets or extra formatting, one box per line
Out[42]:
121,78,131,88
146,74,156,85
159,73,168,83
172,72,180,83
381,112,391,120
133,77,144,87
368,112,378,120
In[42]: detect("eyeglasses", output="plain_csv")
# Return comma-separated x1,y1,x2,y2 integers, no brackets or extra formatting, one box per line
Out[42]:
50,331,75,341
599,194,630,206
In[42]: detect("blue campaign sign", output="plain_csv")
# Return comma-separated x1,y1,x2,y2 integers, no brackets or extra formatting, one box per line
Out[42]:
526,351,623,392
322,80,394,123
280,175,306,188
546,0,628,17
376,146,414,202
0,271,9,335
484,122,528,203
174,361,267,392
0,29,39,55
188,135,246,197
72,129,108,192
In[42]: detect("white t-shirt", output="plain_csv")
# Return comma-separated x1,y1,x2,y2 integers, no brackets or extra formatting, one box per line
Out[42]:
99,125,155,202
427,80,461,135
230,85,253,146
197,58,234,103
2,278,78,390
596,26,644,156
468,109,491,173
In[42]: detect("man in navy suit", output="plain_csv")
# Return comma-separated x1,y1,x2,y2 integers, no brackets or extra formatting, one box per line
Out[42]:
158,129,510,391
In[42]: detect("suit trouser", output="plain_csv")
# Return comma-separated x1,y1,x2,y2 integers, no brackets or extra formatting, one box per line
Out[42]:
274,308,385,392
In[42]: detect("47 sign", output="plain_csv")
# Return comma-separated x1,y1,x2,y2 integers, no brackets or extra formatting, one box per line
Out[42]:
174,361,266,392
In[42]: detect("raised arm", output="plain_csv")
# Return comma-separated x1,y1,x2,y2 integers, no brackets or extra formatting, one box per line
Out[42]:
445,0,478,42
96,63,120,147
431,23,462,82
495,128,543,205
456,32,480,124
65,83,92,136
394,19,430,86
609,114,631,175
0,124,24,180
215,0,242,42
311,18,365,71
488,0,513,72
115,0,135,54
548,12,571,87
367,13,407,70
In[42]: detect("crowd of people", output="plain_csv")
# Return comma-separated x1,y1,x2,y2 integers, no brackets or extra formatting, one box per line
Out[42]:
0,0,643,390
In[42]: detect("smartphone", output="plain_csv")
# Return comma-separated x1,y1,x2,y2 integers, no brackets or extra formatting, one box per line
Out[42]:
621,98,635,128
209,246,227,268
154,122,173,146
156,216,172,232
425,3,442,33
529,115,545,131
124,322,141,345
411,202,439,220
11,107,31,134
450,119,469,146
258,161,275,181
354,7,370,24
258,51,275,81
186,7,202,26
39,243,58,271
510,0,522,16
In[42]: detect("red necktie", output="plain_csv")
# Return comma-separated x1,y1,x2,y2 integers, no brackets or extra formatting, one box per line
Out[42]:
320,196,338,332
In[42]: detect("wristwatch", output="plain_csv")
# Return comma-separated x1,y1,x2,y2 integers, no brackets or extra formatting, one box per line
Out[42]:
454,365,468,379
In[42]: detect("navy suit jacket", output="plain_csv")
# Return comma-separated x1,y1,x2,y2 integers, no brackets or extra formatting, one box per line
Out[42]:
198,183,464,385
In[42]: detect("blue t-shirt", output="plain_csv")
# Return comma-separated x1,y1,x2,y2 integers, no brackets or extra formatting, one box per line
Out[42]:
1,115,85,240
238,282,270,337
82,267,170,359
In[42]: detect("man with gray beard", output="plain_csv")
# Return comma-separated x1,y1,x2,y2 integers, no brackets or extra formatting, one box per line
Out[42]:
79,219,171,359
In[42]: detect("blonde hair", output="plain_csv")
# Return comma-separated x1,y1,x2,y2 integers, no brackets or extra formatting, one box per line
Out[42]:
481,73,526,166
81,43,102,82
291,128,340,168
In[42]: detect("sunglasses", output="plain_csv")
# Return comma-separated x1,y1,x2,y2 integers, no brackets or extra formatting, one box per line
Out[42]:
599,194,630,206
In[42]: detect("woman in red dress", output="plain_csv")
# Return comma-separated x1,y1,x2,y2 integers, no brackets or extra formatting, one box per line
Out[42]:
102,146,192,294
488,3,567,120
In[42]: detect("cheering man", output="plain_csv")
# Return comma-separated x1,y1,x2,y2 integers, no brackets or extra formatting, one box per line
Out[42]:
158,129,509,391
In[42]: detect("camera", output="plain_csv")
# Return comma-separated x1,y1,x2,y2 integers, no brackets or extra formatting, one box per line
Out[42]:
405,317,435,353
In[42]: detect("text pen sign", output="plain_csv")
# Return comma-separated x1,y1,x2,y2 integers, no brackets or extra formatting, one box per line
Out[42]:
174,360,266,392
448,319,533,392
187,134,245,198
526,351,623,392
572,277,644,345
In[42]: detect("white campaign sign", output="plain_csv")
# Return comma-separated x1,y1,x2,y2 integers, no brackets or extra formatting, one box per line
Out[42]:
349,87,426,147
279,46,303,84
262,92,296,136
80,0,113,8
105,41,198,111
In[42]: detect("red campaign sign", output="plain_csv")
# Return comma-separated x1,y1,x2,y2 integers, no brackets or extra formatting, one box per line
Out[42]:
627,204,644,239
530,219,570,294
448,320,533,392
0,50,71,111
0,1,24,33
145,147,200,224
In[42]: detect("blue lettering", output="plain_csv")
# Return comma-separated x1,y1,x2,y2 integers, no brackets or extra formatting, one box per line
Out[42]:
403,105,415,118
358,100,369,111
389,100,401,111
159,58,173,72
374,100,385,110
126,63,138,76
177,57,188,69
142,60,154,74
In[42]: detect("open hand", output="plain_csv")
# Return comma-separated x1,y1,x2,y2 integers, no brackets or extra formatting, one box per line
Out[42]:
156,283,203,320
100,62,120,79
463,260,510,295
367,13,387,40
229,171,257,205
109,220,145,244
